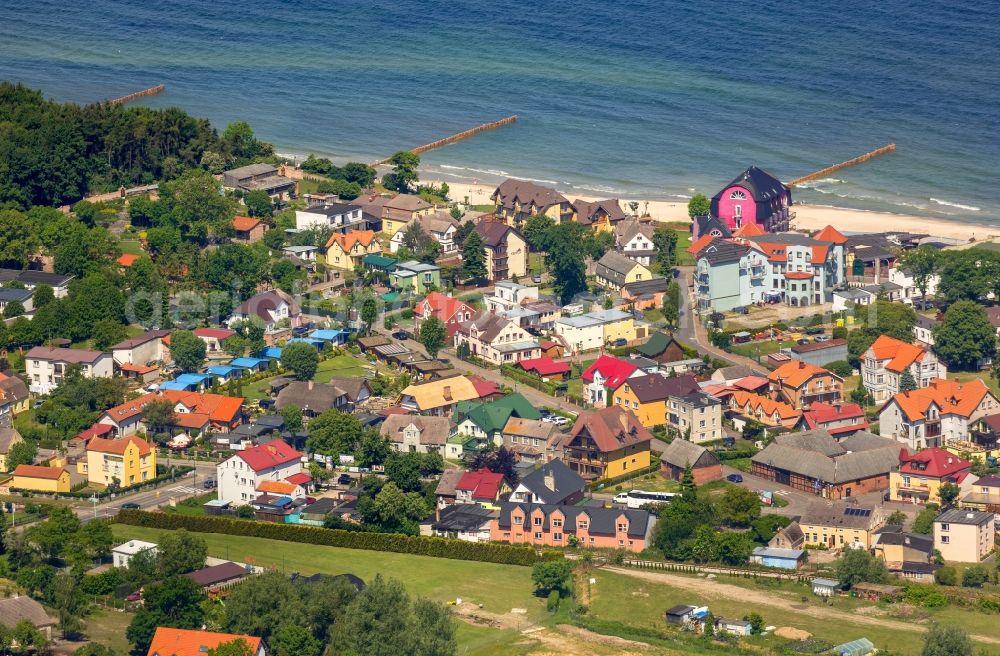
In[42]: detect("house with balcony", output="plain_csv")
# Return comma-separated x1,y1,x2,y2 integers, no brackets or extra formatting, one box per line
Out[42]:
486,281,539,312
799,401,869,437
25,347,114,394
877,378,998,450
573,198,627,233
491,502,653,552
613,220,657,267
324,230,382,270
389,211,459,254
767,360,843,410
861,335,947,403
708,165,792,233
890,447,974,504
222,163,296,201
83,436,156,489
743,231,846,307
295,201,365,232
611,373,723,443
474,221,528,281
798,501,885,550
715,389,801,428
553,309,644,355
561,406,651,480
452,312,540,365
389,260,441,294
581,355,642,407
492,179,573,227
594,251,652,294
692,239,769,313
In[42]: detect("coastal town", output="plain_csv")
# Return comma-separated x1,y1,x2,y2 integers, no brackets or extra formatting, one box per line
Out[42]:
0,85,998,656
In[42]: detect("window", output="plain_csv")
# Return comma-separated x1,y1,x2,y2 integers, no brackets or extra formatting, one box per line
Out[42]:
552,518,563,527
534,532,542,540
729,190,747,200
940,535,950,544
578,521,588,530
617,523,627,532
940,523,949,532
514,516,523,525
553,533,562,541
533,516,542,526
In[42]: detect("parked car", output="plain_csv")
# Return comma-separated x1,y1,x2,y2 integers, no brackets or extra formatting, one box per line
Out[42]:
202,479,217,489
726,473,743,483
392,329,410,340
532,274,542,283
539,409,552,418
550,416,570,426
814,334,830,342
611,338,628,348
721,436,736,447
121,502,141,509
797,338,810,345
805,326,825,335
337,473,353,486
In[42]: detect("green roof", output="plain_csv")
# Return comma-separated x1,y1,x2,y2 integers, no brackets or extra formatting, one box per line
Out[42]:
457,393,541,435
490,393,542,421
634,331,672,357
363,254,398,268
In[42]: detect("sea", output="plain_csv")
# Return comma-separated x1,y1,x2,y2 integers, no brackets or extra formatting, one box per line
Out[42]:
1,0,998,224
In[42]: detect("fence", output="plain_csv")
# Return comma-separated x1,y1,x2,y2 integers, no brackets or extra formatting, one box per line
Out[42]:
586,462,661,491
619,558,809,582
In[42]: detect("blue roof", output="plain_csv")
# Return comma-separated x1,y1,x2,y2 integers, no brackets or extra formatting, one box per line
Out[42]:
206,365,240,376
176,373,211,384
260,347,283,359
271,496,293,508
285,337,323,348
158,380,195,391
310,329,347,341
231,357,269,368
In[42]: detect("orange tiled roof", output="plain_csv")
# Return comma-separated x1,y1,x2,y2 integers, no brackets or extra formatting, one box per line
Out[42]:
867,335,928,373
814,225,848,245
325,229,378,251
733,222,766,237
87,436,152,456
147,627,262,656
784,271,813,280
232,216,262,232
810,244,830,264
102,390,244,425
257,480,297,494
687,233,715,255
13,464,67,480
768,360,839,388
729,390,801,420
889,378,992,422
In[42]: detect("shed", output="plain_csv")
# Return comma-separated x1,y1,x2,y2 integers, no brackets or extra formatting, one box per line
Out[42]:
811,577,841,597
664,604,695,625
231,356,271,371
750,546,806,570
261,346,283,359
204,499,231,516
310,329,348,344
715,617,752,637
831,637,876,656
851,582,902,602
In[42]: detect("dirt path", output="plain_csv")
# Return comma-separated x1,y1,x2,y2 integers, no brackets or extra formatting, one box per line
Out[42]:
606,567,1000,646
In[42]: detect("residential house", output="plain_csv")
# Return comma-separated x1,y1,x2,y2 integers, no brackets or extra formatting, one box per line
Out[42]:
111,329,171,367
390,211,459,254
614,220,657,267
581,355,641,406
485,281,539,312
798,501,885,550
0,596,57,642
961,473,1000,512
454,393,542,447
612,373,723,442
324,230,382,271
390,260,440,294
275,380,351,416
709,165,792,233
788,338,849,368
861,335,946,403
0,426,24,471
147,628,266,656
491,179,573,227
379,194,434,236
83,436,156,489
0,268,73,297
474,221,528,281
11,464,71,492
25,347,114,394
492,502,654,552
413,291,475,339
453,312,540,365
509,459,586,506
913,315,939,347
192,327,236,353
692,239,770,313
934,509,995,563
222,163,296,201
112,540,157,568
799,401,870,437
889,265,940,304
501,417,562,464
516,357,570,381
295,202,364,232
750,430,901,499
434,469,464,508
767,360,843,410
574,198,626,232
659,439,722,485
620,277,670,311
717,390,801,428
562,406,652,480
873,528,938,582
229,290,301,332
0,287,32,315
711,365,758,385
324,377,371,408
424,504,495,542
98,390,245,436
217,440,302,505
743,230,846,307
281,245,318,270
769,523,805,550
231,216,267,244
0,375,29,423
594,251,652,293
379,415,453,454
454,469,511,509
878,378,999,449
554,309,642,355
399,376,480,416
890,448,973,504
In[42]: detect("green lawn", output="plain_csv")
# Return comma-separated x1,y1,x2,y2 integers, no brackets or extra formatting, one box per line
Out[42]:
730,339,797,362
241,354,372,400
949,370,1000,397
162,492,216,516
528,253,545,276
84,607,133,654
119,239,146,256
673,229,695,266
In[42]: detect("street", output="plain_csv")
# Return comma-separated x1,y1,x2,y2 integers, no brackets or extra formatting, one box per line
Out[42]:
74,459,217,523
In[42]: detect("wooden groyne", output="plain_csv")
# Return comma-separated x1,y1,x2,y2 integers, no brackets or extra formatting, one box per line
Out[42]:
787,144,896,187
106,84,166,107
370,115,518,166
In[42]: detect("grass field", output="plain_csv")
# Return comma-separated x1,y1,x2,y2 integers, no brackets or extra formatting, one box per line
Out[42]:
730,339,797,361
84,607,132,654
119,239,145,256
673,229,696,266
240,354,372,400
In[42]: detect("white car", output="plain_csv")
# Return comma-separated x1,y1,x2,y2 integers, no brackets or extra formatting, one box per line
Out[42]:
550,416,569,426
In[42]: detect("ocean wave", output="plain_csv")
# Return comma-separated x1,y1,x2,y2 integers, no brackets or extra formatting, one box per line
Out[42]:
930,198,981,211
438,164,511,177
508,174,562,186
570,183,623,196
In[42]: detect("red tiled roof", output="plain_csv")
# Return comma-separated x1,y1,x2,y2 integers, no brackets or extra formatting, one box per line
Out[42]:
581,355,637,389
802,402,869,435
74,423,114,442
867,335,928,373
469,376,500,398
285,472,312,485
101,391,244,426
898,447,971,479
117,253,139,267
517,357,570,376
733,222,766,237
784,271,813,280
87,436,152,456
119,362,158,374
888,378,992,422
232,215,262,232
814,225,848,245
193,327,236,340
13,464,66,480
238,440,301,473
768,360,839,388
687,233,715,255
455,469,506,500
147,628,262,656
732,375,770,391
415,291,471,323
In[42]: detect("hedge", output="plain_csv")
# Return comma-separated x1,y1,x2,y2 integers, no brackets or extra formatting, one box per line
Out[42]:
586,462,661,491
116,510,563,566
11,466,195,499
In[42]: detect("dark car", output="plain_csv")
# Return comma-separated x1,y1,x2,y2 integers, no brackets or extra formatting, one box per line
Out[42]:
805,326,825,335
121,502,141,509
797,338,810,345
611,338,628,347
337,473,353,486
392,329,410,340
202,479,217,489
726,473,743,483
721,436,736,447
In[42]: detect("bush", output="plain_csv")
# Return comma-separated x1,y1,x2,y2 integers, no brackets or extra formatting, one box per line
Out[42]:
546,590,560,613
962,565,989,588
116,510,561,566
825,360,853,378
904,584,948,608
935,566,957,586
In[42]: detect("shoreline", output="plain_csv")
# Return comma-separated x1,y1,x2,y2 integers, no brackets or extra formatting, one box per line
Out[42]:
435,179,992,243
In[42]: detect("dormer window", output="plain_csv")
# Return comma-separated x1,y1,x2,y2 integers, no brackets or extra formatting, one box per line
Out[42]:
730,190,747,200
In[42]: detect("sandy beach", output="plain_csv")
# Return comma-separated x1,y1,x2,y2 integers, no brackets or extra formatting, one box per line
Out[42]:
438,180,993,243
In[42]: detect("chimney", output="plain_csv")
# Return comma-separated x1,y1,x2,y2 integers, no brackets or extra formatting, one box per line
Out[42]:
544,469,556,492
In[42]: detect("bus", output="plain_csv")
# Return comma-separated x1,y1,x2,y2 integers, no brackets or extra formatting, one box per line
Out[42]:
613,490,679,509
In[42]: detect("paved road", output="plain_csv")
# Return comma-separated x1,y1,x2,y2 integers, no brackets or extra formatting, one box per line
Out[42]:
75,460,217,523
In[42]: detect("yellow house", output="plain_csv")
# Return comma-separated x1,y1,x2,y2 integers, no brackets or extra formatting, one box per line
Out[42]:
0,427,25,472
595,251,652,292
798,502,885,550
0,373,30,418
324,230,382,270
12,464,71,493
380,194,434,236
553,309,643,355
85,436,156,489
612,374,722,442
574,199,627,234
562,406,652,480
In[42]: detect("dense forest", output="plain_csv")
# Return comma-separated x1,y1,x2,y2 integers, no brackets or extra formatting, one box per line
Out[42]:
0,82,272,207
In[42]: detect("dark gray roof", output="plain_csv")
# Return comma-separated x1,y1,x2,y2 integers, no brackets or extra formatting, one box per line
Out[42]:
624,373,700,403
660,439,719,469
0,268,73,287
435,469,465,497
751,429,900,484
496,502,652,539
0,596,56,629
183,562,248,587
517,459,586,505
430,503,495,532
710,166,789,222
275,381,345,412
326,377,371,403
799,502,881,530
935,509,994,526
697,240,750,265
0,288,32,303
596,251,642,285
0,376,28,404
302,203,362,216
622,277,670,296
876,531,933,553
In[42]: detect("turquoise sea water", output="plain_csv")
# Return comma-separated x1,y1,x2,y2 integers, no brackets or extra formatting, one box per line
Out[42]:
1,0,998,223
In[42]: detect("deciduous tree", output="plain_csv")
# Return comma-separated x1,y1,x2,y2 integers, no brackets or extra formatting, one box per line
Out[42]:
170,329,207,372
921,622,972,656
126,576,206,653
281,342,319,381
419,316,446,358
687,194,710,218
932,300,997,370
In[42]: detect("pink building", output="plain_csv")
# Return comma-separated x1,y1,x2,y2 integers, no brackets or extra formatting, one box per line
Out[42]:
709,166,792,233
491,502,653,552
